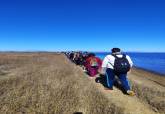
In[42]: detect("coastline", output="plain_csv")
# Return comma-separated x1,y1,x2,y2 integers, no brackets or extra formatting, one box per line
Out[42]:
133,66,165,76
128,66,165,113
131,67,165,87
95,52,165,76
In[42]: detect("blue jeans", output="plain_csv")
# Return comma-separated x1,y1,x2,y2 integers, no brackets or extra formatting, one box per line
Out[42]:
105,68,131,91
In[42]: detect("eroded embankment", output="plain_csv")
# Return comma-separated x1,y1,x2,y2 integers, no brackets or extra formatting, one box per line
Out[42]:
129,68,165,114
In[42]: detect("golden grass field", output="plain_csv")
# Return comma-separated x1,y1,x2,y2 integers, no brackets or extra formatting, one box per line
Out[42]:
0,53,164,114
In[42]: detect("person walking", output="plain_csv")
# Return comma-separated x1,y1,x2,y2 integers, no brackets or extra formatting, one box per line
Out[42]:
84,53,102,77
101,48,135,96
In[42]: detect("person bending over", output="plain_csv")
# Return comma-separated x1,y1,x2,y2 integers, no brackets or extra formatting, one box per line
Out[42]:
101,48,135,96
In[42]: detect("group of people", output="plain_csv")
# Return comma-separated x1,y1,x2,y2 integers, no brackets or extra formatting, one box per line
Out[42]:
65,51,102,76
65,48,135,96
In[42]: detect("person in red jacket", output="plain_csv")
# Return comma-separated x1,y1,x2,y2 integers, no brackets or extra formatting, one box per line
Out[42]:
84,53,102,77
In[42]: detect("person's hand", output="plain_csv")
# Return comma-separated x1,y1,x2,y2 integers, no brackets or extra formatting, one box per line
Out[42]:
99,67,106,75
98,68,101,74
99,71,105,76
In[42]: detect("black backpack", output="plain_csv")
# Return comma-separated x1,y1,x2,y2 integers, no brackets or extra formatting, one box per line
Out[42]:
112,54,130,74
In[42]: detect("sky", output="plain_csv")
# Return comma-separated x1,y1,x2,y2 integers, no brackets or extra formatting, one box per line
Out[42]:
0,0,165,52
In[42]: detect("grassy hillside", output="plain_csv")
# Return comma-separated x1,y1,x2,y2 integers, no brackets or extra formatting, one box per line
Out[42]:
0,53,164,114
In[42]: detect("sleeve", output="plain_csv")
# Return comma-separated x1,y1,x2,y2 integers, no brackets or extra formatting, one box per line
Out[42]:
126,55,133,67
102,56,108,68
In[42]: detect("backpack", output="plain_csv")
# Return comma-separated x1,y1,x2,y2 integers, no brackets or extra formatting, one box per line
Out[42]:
112,54,130,74
90,58,99,67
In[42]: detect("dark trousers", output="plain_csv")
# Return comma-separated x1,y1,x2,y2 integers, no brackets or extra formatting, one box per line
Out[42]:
105,68,131,91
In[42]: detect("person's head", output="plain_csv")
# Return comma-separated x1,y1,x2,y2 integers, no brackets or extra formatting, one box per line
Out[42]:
88,53,95,57
111,48,121,54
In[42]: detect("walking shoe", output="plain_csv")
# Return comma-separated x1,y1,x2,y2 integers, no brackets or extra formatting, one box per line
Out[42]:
127,90,135,96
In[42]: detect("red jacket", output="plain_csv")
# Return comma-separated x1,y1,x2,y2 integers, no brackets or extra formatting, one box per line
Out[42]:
84,56,102,76
84,56,102,69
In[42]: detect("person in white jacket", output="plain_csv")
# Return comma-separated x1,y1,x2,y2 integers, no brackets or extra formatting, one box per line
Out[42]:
101,48,135,96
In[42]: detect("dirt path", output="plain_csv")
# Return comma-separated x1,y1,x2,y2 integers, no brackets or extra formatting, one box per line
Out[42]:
76,60,165,114
83,67,165,114
82,73,159,114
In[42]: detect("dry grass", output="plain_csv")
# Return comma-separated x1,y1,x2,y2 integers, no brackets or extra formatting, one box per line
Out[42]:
129,69,165,114
0,53,124,114
0,53,164,114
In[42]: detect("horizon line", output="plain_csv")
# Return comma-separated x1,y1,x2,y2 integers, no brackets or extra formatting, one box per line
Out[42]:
0,50,165,53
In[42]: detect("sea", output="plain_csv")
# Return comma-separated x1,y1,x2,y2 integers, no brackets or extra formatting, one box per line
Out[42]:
95,52,165,75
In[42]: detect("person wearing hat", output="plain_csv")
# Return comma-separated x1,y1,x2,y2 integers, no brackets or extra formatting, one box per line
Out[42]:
100,48,135,96
84,53,102,77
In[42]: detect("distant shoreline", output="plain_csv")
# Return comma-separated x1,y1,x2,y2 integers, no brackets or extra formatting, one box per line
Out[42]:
0,51,165,53
133,66,165,76
95,52,165,76
131,67,165,87
0,51,165,76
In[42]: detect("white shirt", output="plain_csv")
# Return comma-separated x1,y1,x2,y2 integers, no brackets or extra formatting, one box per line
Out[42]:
102,54,133,69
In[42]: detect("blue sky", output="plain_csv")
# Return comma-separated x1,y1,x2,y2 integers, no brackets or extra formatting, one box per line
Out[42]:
0,0,165,52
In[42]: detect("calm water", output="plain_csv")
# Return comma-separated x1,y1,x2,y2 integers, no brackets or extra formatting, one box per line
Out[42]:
95,52,165,75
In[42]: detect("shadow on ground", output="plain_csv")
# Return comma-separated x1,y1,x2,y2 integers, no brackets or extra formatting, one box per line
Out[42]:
73,112,83,114
95,74,126,94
